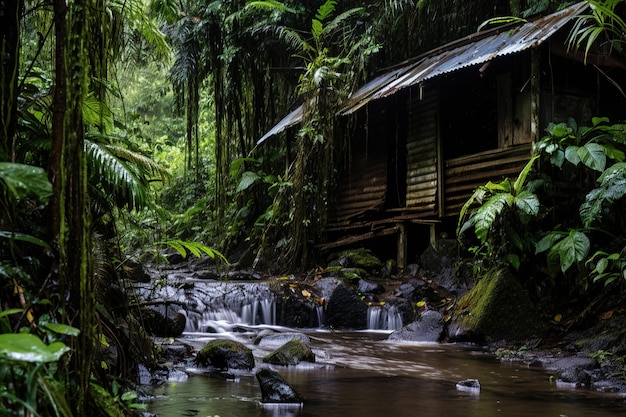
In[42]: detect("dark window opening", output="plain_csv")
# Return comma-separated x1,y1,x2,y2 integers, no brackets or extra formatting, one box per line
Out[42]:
439,70,498,160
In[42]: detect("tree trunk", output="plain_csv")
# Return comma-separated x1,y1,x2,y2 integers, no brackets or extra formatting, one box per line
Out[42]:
52,0,95,413
0,0,21,161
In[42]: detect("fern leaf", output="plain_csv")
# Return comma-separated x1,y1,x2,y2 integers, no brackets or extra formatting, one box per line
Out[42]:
315,0,337,21
246,0,296,13
580,166,626,228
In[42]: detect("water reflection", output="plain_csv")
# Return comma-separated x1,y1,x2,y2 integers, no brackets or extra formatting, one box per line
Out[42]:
147,331,626,417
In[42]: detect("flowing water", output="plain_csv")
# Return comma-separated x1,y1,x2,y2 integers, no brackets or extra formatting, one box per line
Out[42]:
139,280,626,417
146,328,626,417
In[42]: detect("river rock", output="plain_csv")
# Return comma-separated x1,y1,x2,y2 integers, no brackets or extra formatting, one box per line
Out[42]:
122,258,151,282
195,339,255,370
274,283,323,327
358,279,385,295
256,368,304,403
456,379,481,393
545,356,598,386
386,310,444,342
449,267,546,342
418,239,472,296
256,332,311,347
140,306,186,337
315,278,367,329
263,339,316,366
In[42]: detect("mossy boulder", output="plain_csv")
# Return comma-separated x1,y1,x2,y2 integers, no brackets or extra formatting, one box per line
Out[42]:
195,339,255,370
263,339,316,366
328,248,382,273
450,267,546,342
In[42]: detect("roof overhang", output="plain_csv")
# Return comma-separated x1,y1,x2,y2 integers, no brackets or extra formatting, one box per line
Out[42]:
257,1,589,144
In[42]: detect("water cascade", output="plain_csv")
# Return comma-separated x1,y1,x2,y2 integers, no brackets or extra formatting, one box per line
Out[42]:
134,279,321,332
366,304,403,330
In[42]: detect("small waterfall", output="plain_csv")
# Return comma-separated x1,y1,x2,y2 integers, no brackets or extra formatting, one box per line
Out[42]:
367,305,403,330
316,305,324,329
135,279,322,333
185,285,279,332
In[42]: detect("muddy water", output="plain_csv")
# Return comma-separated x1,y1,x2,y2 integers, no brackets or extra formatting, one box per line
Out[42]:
147,330,625,417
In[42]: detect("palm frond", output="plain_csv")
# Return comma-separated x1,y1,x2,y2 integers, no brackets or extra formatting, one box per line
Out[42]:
104,144,170,181
567,0,626,61
85,139,151,212
110,0,171,60
149,0,181,24
322,7,366,37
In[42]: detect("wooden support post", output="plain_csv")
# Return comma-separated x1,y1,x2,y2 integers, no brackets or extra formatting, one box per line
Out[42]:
396,222,407,273
530,48,541,144
429,223,437,247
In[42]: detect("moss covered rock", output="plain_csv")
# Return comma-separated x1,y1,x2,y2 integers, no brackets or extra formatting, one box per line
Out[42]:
450,267,546,342
263,339,316,366
195,339,254,370
328,248,382,273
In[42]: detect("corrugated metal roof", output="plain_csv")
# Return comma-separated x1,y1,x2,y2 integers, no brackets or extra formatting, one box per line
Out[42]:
257,1,587,144
257,104,303,144
340,1,587,115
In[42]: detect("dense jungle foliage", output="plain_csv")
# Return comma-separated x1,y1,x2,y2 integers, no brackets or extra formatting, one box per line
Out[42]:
0,0,625,414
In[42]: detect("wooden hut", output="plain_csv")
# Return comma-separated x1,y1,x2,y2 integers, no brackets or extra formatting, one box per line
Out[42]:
259,2,626,268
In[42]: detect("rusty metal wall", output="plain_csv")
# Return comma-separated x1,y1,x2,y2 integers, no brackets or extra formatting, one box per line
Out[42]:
443,144,531,216
332,136,388,223
405,88,438,215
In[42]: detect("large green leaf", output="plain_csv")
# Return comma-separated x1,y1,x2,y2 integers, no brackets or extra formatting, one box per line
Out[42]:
600,143,625,162
535,231,565,254
0,334,70,363
473,194,513,242
512,156,538,195
550,149,565,168
43,323,80,336
0,162,52,203
564,145,581,165
237,171,260,192
0,231,50,249
552,230,590,272
577,142,606,172
514,190,540,216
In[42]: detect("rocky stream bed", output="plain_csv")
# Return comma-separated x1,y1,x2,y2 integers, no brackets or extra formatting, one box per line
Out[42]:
124,239,626,413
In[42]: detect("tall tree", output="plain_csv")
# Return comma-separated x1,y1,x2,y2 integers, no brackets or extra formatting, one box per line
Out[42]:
51,0,94,412
0,0,21,161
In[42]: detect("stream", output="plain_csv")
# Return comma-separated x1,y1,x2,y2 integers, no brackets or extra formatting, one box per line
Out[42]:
146,327,626,417
136,278,626,416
